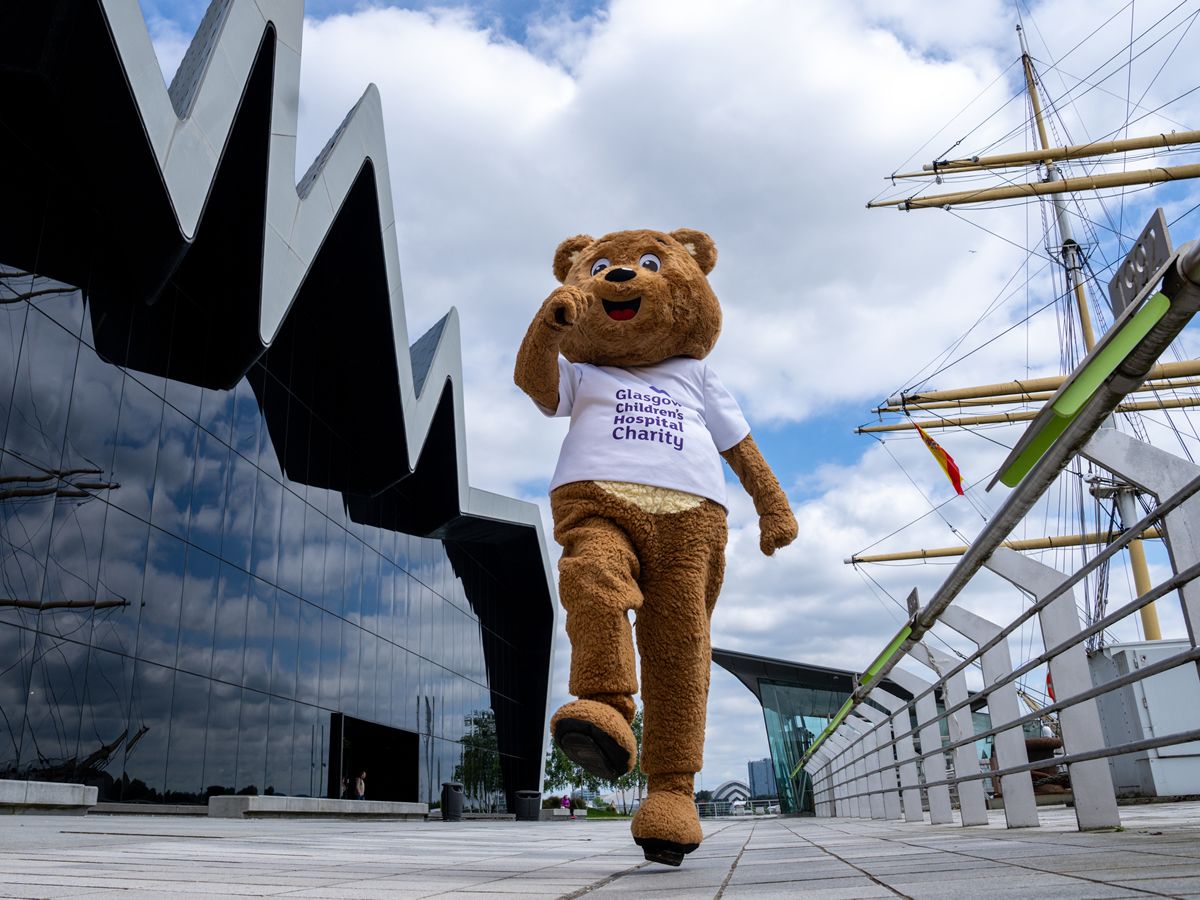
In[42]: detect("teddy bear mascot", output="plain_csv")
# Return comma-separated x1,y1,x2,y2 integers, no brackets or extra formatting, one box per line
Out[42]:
514,228,797,866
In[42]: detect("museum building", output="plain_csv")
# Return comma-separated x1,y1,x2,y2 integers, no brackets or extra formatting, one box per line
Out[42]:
0,2,556,811
713,648,914,814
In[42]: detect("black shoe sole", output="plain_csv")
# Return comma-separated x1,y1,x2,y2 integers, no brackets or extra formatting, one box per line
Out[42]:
553,718,631,780
634,837,699,867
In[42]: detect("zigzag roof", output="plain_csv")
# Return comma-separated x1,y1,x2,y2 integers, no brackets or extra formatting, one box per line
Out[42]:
0,0,554,548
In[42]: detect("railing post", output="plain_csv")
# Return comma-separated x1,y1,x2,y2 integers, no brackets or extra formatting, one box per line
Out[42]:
854,703,901,819
940,605,1040,828
874,687,925,822
839,718,874,818
824,732,856,817
914,644,990,826
816,750,835,816
808,746,833,816
986,548,1121,830
886,665,954,824
848,713,887,819
1084,428,1200,652
840,714,874,818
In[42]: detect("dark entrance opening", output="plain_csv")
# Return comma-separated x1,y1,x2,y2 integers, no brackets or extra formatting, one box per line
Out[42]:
327,713,419,802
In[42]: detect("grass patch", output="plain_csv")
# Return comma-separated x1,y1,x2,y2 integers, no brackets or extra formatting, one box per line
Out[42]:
585,808,632,819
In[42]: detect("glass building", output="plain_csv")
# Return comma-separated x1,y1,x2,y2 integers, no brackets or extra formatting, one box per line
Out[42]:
713,648,912,814
0,2,555,812
747,758,777,799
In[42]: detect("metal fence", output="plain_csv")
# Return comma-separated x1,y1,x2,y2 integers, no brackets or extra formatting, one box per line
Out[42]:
696,799,780,818
801,233,1200,831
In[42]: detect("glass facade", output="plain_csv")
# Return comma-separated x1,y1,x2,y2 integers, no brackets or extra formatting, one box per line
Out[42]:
713,648,915,815
0,272,543,811
758,679,849,813
716,649,1000,814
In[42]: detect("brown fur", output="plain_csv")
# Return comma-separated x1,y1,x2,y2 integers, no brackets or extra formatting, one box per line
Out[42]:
552,482,726,775
632,773,702,848
514,228,797,861
550,698,638,772
722,435,799,554
513,230,722,382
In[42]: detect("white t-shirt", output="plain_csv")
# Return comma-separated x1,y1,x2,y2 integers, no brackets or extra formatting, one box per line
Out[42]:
541,357,750,508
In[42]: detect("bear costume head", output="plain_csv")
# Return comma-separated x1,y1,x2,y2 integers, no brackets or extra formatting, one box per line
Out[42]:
550,228,721,368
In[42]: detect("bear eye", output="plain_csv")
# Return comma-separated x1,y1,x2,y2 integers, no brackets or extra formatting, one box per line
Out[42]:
639,253,661,272
590,258,611,277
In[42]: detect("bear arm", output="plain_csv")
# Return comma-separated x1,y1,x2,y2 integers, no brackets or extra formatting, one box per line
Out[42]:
514,310,566,412
515,286,592,411
721,434,798,555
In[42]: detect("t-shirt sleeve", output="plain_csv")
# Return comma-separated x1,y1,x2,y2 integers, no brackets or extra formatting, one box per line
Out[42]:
539,356,579,417
702,365,751,452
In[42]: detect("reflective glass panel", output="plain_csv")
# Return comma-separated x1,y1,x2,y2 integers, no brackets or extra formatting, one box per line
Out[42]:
0,264,544,811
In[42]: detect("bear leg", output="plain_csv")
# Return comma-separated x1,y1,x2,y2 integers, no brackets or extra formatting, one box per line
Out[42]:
632,499,727,864
551,698,636,780
551,490,643,779
631,773,701,866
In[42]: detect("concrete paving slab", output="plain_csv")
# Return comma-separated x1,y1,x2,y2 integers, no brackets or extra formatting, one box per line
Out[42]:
1087,862,1200,880
722,884,898,899
893,882,1151,900
1110,875,1200,894
0,884,94,899
0,803,1197,897
858,858,1008,876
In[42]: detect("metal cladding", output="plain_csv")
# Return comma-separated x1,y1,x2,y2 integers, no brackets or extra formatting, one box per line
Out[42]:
0,0,557,803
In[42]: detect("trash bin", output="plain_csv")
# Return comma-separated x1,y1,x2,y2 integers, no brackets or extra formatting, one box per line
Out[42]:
440,781,464,821
515,790,541,821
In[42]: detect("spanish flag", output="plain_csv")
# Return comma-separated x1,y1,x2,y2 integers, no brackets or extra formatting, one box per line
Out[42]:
913,422,965,496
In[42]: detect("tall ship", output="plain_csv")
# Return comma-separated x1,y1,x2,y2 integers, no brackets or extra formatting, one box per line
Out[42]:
798,5,1200,821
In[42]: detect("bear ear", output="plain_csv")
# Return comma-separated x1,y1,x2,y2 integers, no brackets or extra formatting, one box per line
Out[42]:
553,235,595,283
670,229,717,274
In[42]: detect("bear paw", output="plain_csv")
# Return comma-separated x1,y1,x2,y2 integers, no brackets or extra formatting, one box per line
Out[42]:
550,699,636,780
759,507,798,556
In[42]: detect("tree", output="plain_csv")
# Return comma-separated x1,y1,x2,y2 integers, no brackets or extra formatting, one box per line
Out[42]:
544,708,646,814
454,710,504,812
610,709,646,814
543,740,603,796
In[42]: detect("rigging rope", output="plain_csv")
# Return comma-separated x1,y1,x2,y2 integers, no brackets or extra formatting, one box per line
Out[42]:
872,1,1200,209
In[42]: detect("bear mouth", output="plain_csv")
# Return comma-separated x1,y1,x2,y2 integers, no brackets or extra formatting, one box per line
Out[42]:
602,297,641,321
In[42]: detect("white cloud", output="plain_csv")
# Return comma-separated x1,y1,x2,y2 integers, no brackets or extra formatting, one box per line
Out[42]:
144,13,191,85
148,0,1200,791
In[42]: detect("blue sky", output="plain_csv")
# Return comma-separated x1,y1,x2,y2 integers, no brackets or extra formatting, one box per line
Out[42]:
140,0,600,43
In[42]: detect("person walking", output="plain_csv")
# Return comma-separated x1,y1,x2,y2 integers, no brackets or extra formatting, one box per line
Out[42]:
355,771,366,801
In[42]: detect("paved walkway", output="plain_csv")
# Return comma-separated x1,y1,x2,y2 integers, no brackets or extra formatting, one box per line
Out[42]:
1,803,1199,898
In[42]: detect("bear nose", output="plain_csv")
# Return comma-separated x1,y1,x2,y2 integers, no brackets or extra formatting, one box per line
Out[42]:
604,267,637,283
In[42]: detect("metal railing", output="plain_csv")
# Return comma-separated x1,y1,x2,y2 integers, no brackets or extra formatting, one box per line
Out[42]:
696,799,779,817
801,230,1200,831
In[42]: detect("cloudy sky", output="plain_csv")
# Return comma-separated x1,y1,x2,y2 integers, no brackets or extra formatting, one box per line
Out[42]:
139,0,1200,793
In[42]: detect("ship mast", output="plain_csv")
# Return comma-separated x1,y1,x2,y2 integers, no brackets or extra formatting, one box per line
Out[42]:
1018,24,1096,352
1018,24,1161,640
855,24,1195,642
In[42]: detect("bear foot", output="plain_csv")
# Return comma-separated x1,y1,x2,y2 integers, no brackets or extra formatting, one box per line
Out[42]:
631,774,702,866
550,699,636,780
633,838,690,867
